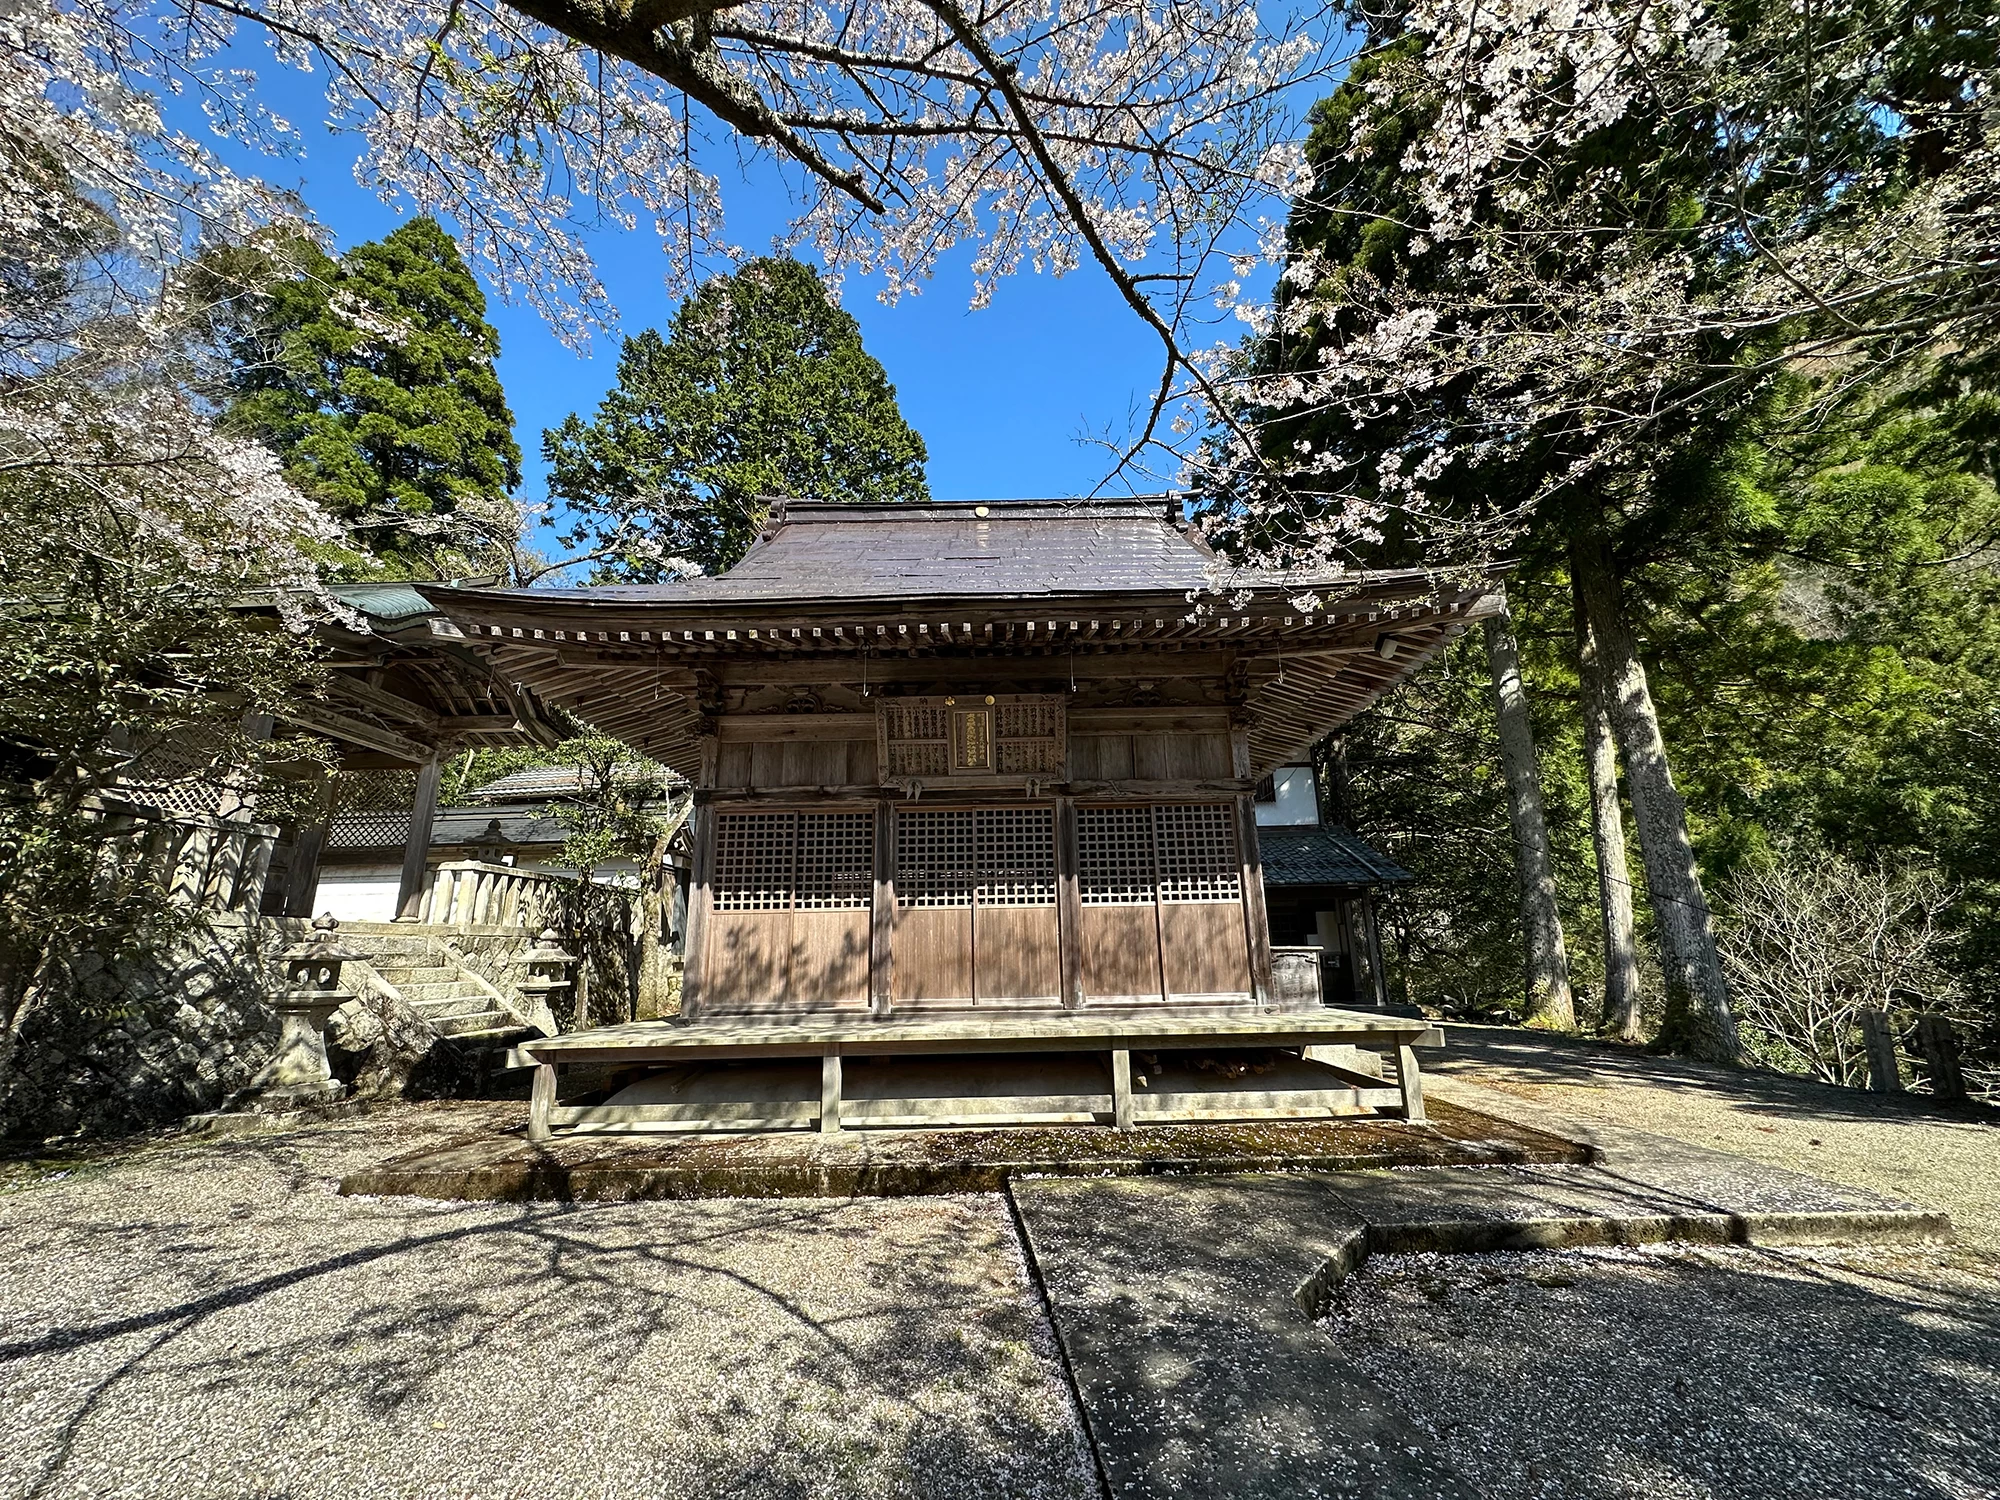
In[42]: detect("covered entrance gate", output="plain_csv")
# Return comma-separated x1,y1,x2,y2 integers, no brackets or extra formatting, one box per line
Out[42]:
700,799,1255,1014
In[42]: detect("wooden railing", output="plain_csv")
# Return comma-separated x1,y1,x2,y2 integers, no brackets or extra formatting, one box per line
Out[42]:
92,802,280,916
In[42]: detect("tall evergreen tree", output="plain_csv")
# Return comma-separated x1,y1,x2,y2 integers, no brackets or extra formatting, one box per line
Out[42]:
545,258,929,580
221,218,522,576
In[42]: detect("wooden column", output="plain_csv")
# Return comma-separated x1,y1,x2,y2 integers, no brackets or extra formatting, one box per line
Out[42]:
820,1047,844,1134
678,802,717,1017
282,770,337,917
1110,1048,1135,1131
870,800,895,1017
1056,797,1084,1010
528,1061,556,1142
394,754,443,922
1234,794,1275,1007
1363,890,1389,1008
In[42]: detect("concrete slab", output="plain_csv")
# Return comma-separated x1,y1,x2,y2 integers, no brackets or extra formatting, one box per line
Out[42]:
1012,1175,1479,1500
340,1098,1585,1201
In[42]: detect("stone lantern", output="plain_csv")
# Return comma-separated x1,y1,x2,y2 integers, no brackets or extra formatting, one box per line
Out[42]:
516,927,579,1032
257,913,364,1105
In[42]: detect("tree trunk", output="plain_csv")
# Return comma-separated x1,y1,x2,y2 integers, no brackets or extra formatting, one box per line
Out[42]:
1573,586,1644,1040
1569,531,1740,1063
1482,609,1576,1030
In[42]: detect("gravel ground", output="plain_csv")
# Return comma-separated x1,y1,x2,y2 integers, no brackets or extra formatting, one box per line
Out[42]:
1327,1242,2000,1500
1433,1026,2000,1251
0,1106,1097,1500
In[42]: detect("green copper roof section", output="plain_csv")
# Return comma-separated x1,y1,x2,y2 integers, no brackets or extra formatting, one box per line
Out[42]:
329,582,440,622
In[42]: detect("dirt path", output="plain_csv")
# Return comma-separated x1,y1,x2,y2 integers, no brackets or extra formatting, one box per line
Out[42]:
1429,1024,2000,1253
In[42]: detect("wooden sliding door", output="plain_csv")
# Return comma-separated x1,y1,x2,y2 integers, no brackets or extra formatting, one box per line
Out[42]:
892,806,1060,1007
1077,803,1251,1004
706,810,873,1013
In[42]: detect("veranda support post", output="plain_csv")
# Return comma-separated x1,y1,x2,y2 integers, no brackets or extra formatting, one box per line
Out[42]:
394,753,443,922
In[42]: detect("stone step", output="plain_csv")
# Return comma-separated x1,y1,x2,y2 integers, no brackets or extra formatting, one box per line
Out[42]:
450,1025,537,1047
374,965,456,984
397,980,475,1001
432,1011,511,1038
413,995,494,1019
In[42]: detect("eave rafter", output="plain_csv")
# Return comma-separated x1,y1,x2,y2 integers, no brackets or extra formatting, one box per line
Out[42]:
423,583,1501,779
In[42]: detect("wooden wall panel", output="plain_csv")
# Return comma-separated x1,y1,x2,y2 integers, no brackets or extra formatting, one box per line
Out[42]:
1130,733,1174,780
1160,902,1251,996
704,911,790,1008
848,739,879,785
1079,906,1162,999
715,744,754,789
891,906,973,1002
975,906,1061,1002
1070,734,1134,781
750,741,786,786
1184,734,1233,779
789,910,872,1006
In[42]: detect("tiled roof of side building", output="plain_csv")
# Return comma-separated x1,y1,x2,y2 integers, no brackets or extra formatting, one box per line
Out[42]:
1257,825,1413,887
467,763,681,801
532,497,1302,604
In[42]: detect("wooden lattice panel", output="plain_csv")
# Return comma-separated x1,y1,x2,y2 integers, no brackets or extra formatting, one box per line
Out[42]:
714,810,875,912
712,812,798,911
1153,803,1242,903
1076,806,1157,906
794,812,875,911
894,808,976,907
880,694,1065,780
1077,803,1241,906
974,807,1057,907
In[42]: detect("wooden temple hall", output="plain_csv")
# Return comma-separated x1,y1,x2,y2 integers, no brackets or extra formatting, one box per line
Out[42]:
422,498,1501,1137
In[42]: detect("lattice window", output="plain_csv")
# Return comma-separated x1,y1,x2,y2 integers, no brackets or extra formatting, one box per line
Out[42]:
975,807,1056,907
327,768,419,849
1077,806,1157,906
713,812,797,911
115,727,232,819
895,808,976,907
1154,803,1242,903
795,812,874,911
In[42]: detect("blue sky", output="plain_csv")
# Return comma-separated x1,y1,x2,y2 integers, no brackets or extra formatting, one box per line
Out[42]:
191,58,1201,534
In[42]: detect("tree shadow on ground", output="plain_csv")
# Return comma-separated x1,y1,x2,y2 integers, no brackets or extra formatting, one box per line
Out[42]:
0,1125,1096,1500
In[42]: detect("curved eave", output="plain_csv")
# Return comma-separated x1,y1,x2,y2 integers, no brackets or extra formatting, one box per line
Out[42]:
417,574,1505,779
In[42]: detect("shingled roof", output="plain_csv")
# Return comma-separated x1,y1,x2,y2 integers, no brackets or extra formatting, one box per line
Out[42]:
1257,825,1412,887
550,497,1279,604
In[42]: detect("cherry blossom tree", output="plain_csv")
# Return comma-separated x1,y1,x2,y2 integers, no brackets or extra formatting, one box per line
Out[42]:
5,0,1360,470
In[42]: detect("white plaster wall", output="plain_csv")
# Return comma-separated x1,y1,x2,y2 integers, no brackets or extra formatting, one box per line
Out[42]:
313,866,402,923
1254,765,1320,826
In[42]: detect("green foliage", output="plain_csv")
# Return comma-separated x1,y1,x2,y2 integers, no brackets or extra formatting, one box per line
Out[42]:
545,258,929,579
1335,594,1608,1020
1335,376,2000,1063
0,410,330,1037
441,736,681,876
217,218,522,576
